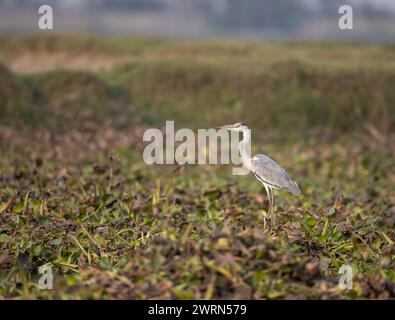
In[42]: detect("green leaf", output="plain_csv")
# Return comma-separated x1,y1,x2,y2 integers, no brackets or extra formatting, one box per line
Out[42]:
306,218,317,227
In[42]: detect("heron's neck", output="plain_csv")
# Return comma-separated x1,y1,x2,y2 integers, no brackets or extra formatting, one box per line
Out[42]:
239,129,252,170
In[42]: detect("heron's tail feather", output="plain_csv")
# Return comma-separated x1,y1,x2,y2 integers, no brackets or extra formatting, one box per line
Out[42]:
286,180,301,196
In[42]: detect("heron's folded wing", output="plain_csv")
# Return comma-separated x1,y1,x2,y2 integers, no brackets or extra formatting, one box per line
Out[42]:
252,154,300,195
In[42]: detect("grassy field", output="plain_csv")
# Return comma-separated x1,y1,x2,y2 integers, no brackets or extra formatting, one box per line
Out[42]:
0,34,394,299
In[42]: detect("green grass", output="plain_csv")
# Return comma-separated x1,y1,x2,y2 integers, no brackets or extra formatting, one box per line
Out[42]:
0,34,394,299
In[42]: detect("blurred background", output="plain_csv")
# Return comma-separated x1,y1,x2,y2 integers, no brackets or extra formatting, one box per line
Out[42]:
1,0,395,149
1,0,395,41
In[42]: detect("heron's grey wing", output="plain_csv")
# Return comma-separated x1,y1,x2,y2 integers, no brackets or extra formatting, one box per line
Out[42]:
252,154,301,196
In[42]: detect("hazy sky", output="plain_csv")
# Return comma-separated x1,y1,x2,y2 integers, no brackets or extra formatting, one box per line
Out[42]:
350,0,395,12
0,0,394,41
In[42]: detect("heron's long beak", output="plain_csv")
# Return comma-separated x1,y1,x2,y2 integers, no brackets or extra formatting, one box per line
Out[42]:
217,124,235,129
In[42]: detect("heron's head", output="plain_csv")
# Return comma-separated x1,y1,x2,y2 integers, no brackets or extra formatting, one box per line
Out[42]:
217,122,249,132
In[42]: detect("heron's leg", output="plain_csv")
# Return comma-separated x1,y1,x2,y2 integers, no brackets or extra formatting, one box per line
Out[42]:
271,187,275,215
269,187,276,230
267,186,272,218
266,187,275,232
261,211,267,230
262,183,271,216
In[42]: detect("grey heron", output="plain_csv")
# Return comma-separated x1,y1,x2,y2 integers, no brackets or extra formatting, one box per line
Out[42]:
218,122,301,218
